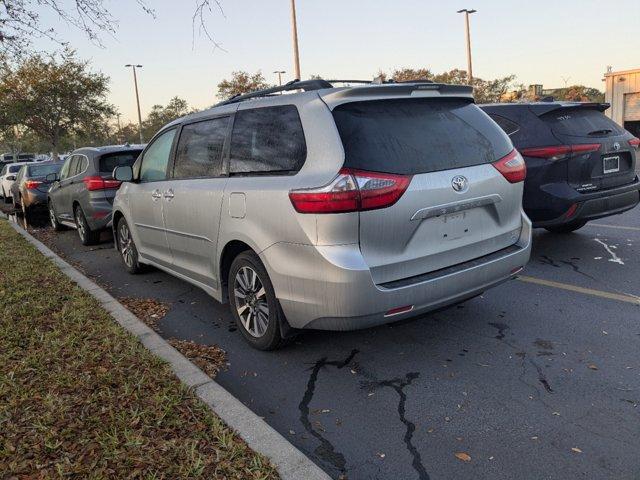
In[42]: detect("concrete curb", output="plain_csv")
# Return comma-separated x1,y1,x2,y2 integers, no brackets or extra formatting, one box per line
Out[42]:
7,220,330,480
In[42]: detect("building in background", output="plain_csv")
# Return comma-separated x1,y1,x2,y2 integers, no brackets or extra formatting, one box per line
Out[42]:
604,68,640,137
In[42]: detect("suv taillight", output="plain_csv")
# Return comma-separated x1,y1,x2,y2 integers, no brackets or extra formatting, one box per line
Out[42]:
83,176,121,191
492,149,526,183
289,168,412,214
629,137,640,149
520,144,601,161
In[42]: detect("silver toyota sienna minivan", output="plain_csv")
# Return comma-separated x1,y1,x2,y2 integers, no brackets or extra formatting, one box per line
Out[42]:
112,80,532,350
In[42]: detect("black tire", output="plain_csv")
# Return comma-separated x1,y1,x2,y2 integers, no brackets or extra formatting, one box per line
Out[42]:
48,201,64,231
544,220,588,234
116,216,144,274
228,251,288,350
74,205,100,246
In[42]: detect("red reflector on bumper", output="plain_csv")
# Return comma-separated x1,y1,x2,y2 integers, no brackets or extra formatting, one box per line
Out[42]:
384,305,414,317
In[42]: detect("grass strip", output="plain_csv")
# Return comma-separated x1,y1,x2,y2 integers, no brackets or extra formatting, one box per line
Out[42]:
0,220,279,479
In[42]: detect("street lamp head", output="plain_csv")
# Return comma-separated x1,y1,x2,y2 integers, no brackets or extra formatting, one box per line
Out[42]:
457,9,477,13
273,70,286,74
125,64,143,68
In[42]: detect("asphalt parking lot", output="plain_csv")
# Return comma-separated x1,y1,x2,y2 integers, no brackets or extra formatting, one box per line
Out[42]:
6,208,640,480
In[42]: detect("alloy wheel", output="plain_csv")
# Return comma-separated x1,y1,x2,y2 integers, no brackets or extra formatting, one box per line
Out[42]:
75,209,86,242
119,222,134,268
49,205,57,228
233,266,269,338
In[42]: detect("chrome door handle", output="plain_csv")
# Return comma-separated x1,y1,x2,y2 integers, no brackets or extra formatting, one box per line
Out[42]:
163,189,174,200
151,189,162,200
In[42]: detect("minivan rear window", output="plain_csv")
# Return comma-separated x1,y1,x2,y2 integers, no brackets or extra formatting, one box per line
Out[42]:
333,98,512,175
99,151,142,175
541,108,623,138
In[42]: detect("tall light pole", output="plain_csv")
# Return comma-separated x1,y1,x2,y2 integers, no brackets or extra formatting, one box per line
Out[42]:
457,9,476,85
290,0,301,80
125,64,144,144
274,70,286,87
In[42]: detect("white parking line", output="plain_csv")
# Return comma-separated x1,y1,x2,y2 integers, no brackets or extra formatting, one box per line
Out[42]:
517,275,640,306
589,223,640,232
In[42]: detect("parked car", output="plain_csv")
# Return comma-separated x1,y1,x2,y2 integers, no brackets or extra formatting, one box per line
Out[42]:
1,162,32,203
48,145,144,245
11,161,64,215
112,79,532,350
0,153,36,165
481,102,639,233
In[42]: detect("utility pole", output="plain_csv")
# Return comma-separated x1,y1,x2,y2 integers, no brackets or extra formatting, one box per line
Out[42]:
457,9,476,85
290,0,301,80
116,113,123,143
274,70,286,86
125,64,144,144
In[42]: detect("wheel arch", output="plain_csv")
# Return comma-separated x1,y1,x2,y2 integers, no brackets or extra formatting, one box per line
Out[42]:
219,239,256,303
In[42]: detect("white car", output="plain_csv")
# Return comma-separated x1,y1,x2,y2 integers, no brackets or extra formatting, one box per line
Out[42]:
1,162,31,202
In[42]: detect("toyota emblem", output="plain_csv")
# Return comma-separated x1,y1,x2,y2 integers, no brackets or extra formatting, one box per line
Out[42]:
612,142,621,151
451,175,469,192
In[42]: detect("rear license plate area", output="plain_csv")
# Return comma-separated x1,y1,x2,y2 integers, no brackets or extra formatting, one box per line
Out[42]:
603,155,620,174
442,211,469,240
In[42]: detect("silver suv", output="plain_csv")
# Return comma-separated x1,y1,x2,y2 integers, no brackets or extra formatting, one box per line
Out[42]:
112,80,532,350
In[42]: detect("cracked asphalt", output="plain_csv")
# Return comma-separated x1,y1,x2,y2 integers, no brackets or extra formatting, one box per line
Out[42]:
7,208,640,480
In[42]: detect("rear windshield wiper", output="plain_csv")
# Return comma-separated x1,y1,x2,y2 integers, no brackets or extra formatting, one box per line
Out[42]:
587,128,613,136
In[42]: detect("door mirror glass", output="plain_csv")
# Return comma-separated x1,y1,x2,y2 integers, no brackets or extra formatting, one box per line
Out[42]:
114,165,134,182
45,172,59,182
6,175,16,181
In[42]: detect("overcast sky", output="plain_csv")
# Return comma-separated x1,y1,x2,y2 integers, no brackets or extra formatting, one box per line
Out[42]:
37,0,638,123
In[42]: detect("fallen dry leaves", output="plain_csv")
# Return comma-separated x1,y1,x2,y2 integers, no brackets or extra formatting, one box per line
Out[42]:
168,339,227,379
119,296,170,331
455,452,472,462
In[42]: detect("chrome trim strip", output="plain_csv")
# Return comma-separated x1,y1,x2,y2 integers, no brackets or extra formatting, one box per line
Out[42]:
410,194,502,221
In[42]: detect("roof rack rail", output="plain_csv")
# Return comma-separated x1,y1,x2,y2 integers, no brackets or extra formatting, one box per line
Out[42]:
325,79,373,84
217,79,333,106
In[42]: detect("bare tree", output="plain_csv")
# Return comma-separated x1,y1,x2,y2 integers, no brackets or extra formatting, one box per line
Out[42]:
0,0,224,59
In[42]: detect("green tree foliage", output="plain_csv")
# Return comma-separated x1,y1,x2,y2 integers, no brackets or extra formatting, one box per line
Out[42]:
217,71,272,100
0,49,114,157
379,67,516,103
142,97,193,140
544,85,604,103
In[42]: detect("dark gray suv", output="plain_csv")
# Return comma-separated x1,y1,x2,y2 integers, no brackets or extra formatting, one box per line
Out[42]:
48,145,144,245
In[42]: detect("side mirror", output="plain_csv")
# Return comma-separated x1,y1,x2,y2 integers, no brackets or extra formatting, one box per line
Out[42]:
113,165,133,182
46,173,59,182
6,175,16,181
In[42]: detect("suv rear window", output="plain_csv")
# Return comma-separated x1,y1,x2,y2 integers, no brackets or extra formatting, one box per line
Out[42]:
333,98,512,175
99,151,142,175
541,108,623,138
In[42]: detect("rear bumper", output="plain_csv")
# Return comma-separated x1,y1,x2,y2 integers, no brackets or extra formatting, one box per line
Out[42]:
260,212,532,331
532,178,640,228
22,190,48,208
84,199,113,231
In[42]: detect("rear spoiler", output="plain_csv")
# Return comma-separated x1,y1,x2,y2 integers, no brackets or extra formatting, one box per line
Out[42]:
528,102,610,116
320,83,474,106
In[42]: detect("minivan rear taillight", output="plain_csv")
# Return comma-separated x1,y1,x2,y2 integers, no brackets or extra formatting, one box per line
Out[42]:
520,144,601,161
83,176,121,191
289,168,412,214
492,149,526,183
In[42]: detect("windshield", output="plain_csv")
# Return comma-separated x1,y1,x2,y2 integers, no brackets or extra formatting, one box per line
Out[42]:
333,98,512,175
8,164,22,173
28,163,63,177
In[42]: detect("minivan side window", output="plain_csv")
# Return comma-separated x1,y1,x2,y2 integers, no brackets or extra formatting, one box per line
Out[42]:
139,129,177,182
229,105,307,175
173,117,229,179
